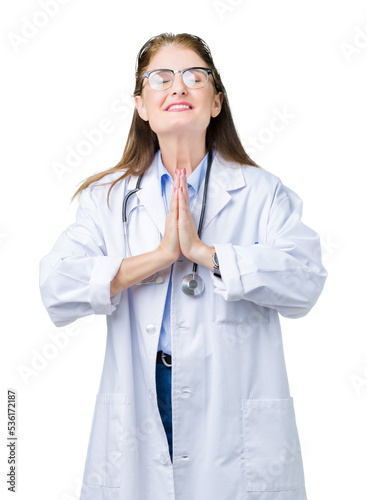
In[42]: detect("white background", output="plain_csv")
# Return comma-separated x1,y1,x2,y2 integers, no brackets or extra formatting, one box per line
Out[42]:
1,0,366,498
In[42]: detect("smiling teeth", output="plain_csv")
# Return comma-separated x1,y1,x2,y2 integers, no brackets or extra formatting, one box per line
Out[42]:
168,105,190,110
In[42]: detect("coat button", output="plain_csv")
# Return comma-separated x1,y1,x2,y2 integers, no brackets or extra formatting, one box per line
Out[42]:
145,324,156,335
159,454,168,464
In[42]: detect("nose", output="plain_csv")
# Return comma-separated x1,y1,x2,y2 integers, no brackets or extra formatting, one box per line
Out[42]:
170,71,187,94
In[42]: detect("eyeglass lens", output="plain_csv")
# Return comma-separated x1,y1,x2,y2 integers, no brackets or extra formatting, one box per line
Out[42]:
148,68,209,90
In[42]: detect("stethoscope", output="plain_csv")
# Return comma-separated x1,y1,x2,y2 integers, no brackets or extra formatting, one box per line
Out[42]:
122,148,213,297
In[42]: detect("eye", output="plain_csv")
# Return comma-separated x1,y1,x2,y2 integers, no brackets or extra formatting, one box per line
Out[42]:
183,69,208,87
150,71,172,87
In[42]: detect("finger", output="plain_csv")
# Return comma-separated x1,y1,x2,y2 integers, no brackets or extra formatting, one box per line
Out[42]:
174,168,182,197
168,169,179,213
179,168,190,205
178,174,188,215
178,173,194,232
174,168,180,188
162,171,181,259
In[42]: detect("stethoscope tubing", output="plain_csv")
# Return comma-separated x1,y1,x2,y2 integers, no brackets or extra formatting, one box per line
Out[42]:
192,148,213,274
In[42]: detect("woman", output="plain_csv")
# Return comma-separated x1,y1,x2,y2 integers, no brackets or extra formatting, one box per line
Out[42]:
39,32,327,500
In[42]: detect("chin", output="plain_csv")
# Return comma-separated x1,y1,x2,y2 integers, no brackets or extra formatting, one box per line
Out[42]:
152,120,207,137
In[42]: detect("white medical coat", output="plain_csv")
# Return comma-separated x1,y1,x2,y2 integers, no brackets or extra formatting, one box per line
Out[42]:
39,151,327,500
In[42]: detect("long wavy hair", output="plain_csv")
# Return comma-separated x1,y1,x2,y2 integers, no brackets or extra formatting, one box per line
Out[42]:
71,32,260,206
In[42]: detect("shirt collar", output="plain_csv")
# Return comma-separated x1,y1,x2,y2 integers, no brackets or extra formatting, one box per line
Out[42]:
157,149,210,195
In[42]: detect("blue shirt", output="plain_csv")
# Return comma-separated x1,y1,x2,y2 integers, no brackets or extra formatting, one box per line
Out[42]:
157,149,210,355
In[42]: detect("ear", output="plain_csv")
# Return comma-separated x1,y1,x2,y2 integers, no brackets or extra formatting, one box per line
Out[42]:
211,92,224,118
135,95,149,122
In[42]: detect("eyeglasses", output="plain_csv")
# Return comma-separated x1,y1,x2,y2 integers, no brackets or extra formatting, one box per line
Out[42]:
139,66,218,94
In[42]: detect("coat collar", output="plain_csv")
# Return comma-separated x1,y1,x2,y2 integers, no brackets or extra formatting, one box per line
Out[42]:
126,150,247,236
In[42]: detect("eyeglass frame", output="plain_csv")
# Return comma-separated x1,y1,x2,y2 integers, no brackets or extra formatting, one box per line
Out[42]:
138,66,220,95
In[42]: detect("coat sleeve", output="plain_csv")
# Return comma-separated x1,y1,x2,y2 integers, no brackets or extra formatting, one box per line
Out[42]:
211,180,327,318
39,186,123,327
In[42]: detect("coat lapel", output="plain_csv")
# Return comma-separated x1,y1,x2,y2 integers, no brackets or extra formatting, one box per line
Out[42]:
191,153,247,233
126,151,247,237
127,153,167,236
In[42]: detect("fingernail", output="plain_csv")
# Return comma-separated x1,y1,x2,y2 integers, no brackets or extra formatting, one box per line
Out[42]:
181,187,183,192
182,168,186,176
174,187,177,193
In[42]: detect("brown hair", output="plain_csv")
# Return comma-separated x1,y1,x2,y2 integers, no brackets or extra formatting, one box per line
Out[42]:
71,32,260,206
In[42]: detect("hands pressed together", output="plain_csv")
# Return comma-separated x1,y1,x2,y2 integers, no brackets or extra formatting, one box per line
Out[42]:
111,167,217,296
159,168,212,269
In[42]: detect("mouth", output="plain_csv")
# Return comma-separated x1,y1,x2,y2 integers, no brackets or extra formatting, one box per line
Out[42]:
165,103,193,112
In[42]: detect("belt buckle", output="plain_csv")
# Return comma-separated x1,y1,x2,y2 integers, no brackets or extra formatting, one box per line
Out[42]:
161,351,172,368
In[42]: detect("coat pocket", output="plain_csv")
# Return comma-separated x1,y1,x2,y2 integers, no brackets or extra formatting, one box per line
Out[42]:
83,394,127,488
213,294,271,325
242,398,305,492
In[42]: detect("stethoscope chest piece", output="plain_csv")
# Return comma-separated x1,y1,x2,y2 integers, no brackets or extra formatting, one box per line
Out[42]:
181,273,205,297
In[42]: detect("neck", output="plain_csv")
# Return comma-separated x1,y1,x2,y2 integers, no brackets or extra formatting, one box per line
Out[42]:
158,133,207,178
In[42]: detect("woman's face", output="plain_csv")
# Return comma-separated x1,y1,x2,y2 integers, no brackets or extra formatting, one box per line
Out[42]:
135,46,223,141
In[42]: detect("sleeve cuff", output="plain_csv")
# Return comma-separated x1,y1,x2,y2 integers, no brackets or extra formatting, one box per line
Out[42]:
210,243,243,301
89,255,123,314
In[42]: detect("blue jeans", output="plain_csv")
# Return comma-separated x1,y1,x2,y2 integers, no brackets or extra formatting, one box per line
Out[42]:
155,363,173,461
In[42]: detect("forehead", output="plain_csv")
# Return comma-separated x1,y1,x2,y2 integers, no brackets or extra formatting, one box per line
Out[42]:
146,46,206,70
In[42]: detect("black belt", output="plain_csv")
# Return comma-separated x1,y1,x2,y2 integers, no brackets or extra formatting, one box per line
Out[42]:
156,350,172,368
